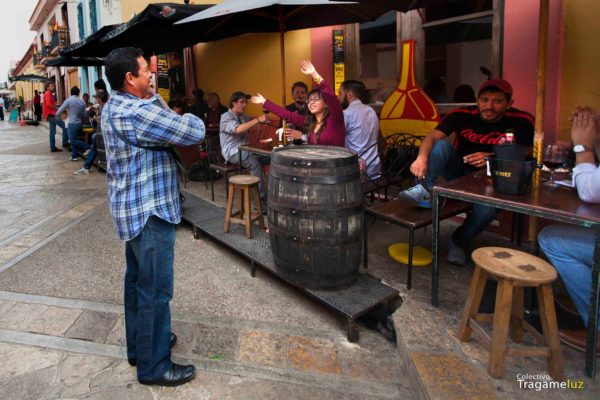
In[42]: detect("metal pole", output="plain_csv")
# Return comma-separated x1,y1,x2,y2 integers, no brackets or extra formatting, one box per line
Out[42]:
279,7,287,106
528,0,549,244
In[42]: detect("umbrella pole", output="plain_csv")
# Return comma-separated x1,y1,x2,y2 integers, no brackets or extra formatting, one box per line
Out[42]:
279,7,287,106
528,0,550,244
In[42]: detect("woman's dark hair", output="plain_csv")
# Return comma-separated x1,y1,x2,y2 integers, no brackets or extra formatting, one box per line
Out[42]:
104,47,144,90
304,89,330,144
94,79,107,92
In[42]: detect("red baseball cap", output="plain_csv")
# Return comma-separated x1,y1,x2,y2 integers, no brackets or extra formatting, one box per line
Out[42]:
478,79,513,97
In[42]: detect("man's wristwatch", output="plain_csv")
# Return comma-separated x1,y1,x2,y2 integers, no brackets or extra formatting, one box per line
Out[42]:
573,144,592,153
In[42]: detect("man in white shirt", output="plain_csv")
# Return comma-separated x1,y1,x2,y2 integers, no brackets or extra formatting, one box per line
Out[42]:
338,80,381,179
538,106,600,352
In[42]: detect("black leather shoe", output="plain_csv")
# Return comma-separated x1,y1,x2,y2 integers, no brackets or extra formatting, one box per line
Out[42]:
50,148,63,152
128,333,177,367
139,363,196,387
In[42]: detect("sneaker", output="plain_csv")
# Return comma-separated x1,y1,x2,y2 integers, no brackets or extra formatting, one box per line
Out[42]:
83,149,91,157
446,237,467,266
398,184,431,208
50,148,63,152
69,157,79,161
74,167,90,175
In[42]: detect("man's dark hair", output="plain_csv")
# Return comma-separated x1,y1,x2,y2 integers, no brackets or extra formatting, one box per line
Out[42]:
94,90,109,103
94,79,107,92
479,85,512,102
70,86,80,96
341,79,369,103
104,47,144,90
291,81,308,94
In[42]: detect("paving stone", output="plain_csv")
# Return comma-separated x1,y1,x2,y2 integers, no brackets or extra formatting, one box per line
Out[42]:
105,315,126,346
192,323,239,361
0,364,56,400
287,336,341,375
58,353,115,387
0,302,49,331
171,320,199,356
337,344,401,383
78,383,155,400
0,299,15,317
65,310,119,342
239,330,287,368
0,343,62,382
28,306,82,336
411,352,497,400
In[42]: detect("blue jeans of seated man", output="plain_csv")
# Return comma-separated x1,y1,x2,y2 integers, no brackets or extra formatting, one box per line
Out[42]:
424,140,497,249
48,115,67,150
124,216,175,381
67,123,90,159
83,133,98,170
539,225,599,330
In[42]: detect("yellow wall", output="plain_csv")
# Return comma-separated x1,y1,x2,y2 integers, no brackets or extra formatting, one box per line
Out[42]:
15,62,45,106
121,0,216,21
559,0,600,139
194,30,313,116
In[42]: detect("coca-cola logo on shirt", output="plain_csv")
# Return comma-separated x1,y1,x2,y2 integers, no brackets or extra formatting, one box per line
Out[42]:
459,129,508,145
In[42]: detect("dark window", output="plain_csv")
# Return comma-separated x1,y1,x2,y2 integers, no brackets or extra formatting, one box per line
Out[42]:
359,11,397,80
77,3,85,40
89,0,98,33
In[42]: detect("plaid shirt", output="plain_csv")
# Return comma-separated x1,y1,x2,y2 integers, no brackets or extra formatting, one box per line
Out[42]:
101,91,205,241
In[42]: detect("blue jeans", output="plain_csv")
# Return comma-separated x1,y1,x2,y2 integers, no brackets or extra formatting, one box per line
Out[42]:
83,133,98,170
425,140,497,248
124,216,175,381
539,225,599,330
67,123,90,158
48,115,67,150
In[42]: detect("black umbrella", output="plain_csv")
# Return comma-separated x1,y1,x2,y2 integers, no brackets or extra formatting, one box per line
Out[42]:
62,3,214,58
330,0,446,13
9,74,52,83
45,56,104,67
176,0,390,104
60,24,118,57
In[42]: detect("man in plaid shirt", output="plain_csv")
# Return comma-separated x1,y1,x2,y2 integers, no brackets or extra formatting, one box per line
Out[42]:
102,47,205,387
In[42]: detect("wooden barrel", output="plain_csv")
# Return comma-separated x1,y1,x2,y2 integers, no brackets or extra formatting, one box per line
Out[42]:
268,146,363,290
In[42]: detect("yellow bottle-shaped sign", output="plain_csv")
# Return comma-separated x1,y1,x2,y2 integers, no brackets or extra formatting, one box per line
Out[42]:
379,40,440,138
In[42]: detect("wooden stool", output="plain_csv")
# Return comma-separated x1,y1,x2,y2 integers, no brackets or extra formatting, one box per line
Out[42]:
224,175,265,239
458,247,564,380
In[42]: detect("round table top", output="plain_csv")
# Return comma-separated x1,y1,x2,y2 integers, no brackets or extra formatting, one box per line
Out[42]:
472,246,557,284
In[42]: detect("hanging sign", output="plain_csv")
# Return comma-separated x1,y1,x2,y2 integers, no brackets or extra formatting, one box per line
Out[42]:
333,30,345,94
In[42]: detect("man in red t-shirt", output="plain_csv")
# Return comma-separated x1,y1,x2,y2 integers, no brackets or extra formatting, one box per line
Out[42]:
400,79,534,265
43,82,67,152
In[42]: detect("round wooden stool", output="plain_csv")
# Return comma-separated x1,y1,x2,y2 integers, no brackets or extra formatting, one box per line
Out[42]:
224,175,265,239
458,247,564,380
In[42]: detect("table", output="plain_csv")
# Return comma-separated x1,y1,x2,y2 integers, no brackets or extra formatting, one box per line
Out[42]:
365,197,471,289
431,171,600,378
237,143,275,173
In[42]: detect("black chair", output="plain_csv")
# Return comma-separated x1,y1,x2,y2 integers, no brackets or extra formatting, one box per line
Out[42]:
206,139,246,202
360,133,423,203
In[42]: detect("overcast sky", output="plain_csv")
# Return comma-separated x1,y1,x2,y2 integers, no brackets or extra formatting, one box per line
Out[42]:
0,0,38,84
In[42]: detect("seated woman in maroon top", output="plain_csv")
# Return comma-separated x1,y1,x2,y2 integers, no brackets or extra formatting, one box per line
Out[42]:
251,60,345,147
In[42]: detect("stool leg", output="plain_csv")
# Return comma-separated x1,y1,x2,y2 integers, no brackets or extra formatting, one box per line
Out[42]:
510,286,525,343
459,266,488,341
488,279,514,378
244,187,252,239
253,187,265,229
407,229,414,290
210,167,215,202
238,187,244,220
537,284,565,380
224,182,235,233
